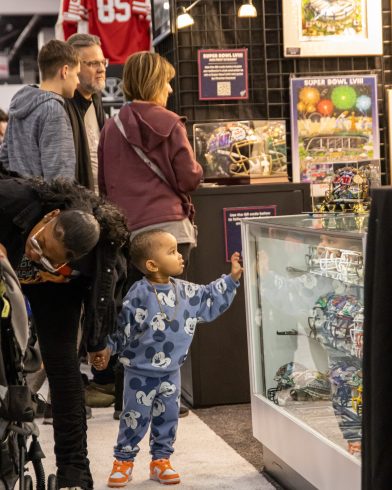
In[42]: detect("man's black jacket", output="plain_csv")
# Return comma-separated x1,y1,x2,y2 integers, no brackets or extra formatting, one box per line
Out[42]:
65,91,106,191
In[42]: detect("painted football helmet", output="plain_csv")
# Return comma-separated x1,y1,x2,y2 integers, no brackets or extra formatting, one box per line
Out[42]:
206,123,271,176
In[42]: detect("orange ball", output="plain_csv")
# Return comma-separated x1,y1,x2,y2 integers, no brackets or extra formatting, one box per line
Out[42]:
317,99,334,116
299,87,321,106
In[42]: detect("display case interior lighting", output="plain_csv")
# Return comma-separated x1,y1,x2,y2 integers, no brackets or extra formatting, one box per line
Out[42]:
238,0,257,18
176,0,202,29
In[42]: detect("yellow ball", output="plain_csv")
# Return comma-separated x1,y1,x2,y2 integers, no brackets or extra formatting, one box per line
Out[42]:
297,101,306,112
306,104,316,113
299,87,321,106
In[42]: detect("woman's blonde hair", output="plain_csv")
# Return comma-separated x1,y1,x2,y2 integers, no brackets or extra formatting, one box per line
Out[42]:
122,51,175,102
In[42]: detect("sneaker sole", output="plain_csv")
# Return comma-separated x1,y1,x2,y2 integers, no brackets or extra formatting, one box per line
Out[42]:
150,474,180,485
107,475,132,488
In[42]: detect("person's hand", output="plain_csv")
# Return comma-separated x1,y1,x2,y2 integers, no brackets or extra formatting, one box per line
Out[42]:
88,347,111,371
230,252,243,281
0,243,7,258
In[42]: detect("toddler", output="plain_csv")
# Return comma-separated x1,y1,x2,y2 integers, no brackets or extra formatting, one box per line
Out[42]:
96,229,242,487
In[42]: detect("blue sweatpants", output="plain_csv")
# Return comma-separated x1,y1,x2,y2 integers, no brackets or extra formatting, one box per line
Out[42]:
114,368,181,461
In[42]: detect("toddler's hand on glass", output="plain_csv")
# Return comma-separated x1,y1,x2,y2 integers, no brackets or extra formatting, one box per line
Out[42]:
230,252,243,281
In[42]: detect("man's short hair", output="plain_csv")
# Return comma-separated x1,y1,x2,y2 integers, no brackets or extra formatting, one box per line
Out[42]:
0,109,8,122
38,40,79,81
130,229,168,273
66,33,102,50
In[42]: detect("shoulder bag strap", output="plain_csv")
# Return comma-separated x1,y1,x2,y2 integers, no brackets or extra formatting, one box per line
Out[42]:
114,112,170,186
113,112,195,224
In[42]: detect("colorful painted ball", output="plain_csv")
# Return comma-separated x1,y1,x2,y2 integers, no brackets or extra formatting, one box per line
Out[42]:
306,104,317,113
356,95,371,112
299,87,320,106
297,101,306,112
331,86,357,110
317,99,334,116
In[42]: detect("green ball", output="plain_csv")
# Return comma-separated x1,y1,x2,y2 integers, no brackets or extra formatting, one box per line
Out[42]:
331,86,357,110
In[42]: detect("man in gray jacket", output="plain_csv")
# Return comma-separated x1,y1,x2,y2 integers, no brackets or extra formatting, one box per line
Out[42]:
0,40,80,180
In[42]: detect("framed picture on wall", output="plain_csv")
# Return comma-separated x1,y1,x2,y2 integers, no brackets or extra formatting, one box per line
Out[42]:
290,74,380,182
152,0,171,46
282,0,383,57
193,120,288,182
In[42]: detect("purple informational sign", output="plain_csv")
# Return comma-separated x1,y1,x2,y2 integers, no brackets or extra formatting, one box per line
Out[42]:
223,206,277,262
198,49,248,101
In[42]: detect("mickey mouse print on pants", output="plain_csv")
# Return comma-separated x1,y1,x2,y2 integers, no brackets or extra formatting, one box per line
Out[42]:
114,371,181,462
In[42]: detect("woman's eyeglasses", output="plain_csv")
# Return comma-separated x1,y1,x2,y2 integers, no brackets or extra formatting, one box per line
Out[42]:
30,219,67,273
81,59,109,69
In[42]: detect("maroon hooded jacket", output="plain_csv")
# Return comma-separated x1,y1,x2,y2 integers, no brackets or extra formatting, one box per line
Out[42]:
98,101,203,231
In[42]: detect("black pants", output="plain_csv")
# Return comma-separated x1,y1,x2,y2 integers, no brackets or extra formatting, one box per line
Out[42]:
23,281,93,490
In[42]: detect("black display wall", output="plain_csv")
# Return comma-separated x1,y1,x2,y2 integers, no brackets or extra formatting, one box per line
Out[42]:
154,0,392,183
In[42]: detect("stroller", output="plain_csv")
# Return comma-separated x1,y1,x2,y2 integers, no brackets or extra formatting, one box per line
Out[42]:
0,254,50,490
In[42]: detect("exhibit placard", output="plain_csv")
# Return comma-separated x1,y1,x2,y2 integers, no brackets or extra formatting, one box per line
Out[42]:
198,49,248,101
223,206,276,262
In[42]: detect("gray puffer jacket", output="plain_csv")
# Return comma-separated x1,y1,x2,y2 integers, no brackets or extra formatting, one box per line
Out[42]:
0,85,76,181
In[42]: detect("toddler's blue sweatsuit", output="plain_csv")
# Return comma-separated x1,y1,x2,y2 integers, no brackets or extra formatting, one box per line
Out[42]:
108,274,239,461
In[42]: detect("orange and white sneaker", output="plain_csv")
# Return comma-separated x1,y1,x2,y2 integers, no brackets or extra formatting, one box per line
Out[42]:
150,459,180,485
107,459,134,487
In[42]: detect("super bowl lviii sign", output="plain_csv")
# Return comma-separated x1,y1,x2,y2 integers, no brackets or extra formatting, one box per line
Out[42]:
290,75,379,182
198,49,248,101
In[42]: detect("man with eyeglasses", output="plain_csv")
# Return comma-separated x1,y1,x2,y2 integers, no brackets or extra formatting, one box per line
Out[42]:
64,33,121,413
65,33,107,193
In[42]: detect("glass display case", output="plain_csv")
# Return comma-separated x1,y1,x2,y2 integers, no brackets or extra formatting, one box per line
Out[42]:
241,213,368,490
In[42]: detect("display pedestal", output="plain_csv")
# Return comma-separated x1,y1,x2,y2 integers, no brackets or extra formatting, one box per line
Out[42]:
182,183,311,407
263,447,317,490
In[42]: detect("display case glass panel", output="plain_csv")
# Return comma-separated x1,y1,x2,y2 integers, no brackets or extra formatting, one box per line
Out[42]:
242,214,367,461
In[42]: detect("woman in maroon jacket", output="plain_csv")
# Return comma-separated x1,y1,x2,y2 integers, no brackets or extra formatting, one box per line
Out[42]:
98,51,203,269
98,52,203,418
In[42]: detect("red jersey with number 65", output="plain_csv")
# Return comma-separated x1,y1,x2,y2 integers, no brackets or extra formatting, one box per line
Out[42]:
56,0,152,64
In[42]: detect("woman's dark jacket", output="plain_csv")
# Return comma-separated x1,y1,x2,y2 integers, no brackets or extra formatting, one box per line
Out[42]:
0,176,128,352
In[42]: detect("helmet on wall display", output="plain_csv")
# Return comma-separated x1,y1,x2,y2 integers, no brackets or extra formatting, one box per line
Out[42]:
205,123,271,176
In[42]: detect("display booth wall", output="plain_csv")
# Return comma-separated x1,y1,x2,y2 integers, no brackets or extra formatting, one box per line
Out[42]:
155,0,392,183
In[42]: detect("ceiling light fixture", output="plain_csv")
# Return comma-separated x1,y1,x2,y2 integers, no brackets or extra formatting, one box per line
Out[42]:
238,0,257,18
176,0,202,29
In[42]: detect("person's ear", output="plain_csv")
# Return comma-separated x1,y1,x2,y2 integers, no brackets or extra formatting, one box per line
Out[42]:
60,65,68,80
44,209,61,222
146,259,158,273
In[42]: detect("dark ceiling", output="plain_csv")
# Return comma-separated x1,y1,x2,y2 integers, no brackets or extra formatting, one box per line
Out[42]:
0,15,57,81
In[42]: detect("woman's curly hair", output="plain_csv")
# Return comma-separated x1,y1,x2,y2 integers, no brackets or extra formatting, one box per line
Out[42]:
30,178,129,246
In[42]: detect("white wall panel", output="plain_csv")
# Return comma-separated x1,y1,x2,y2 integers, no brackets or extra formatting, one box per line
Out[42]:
0,1,60,15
